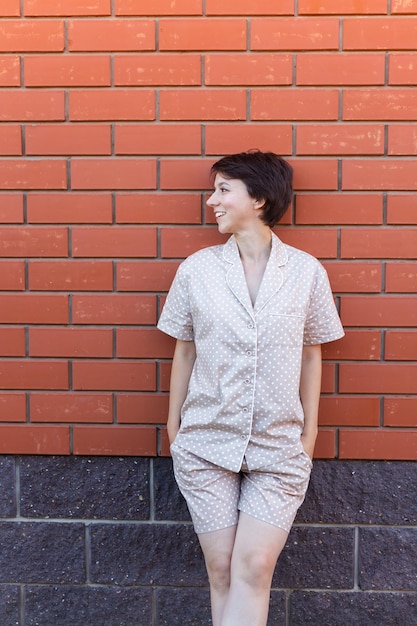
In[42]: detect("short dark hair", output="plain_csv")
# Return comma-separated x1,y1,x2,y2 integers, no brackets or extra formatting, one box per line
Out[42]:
210,150,293,227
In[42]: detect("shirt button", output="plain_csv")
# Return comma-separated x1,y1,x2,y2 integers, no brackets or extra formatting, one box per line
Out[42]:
240,434,246,440
246,350,252,356
247,323,254,329
244,378,252,385
242,407,249,413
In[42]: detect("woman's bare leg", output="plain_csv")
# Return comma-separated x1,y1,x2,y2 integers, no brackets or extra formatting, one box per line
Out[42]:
198,525,237,626
221,512,288,626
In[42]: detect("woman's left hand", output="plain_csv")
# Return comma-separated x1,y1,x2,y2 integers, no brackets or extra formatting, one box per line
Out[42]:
300,433,316,460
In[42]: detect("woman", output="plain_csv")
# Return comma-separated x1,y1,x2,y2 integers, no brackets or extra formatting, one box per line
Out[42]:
157,151,344,626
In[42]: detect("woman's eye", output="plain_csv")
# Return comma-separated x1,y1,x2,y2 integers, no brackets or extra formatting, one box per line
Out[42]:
220,188,228,193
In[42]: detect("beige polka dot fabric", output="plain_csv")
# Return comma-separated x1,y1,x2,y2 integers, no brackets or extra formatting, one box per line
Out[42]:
158,232,344,473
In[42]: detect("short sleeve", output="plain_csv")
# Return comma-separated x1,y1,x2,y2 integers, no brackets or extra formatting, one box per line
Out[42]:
157,264,194,341
303,263,344,345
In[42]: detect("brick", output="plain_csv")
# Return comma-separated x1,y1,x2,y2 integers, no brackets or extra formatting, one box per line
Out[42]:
0,361,69,391
72,295,156,325
20,456,150,519
343,160,417,191
117,394,169,424
160,159,215,190
161,227,228,257
24,0,111,15
251,89,339,120
0,20,64,52
0,126,22,156
341,228,417,258
340,296,417,327
159,428,170,457
73,425,156,456
277,228,338,258
299,0,388,13
299,460,417,525
0,521,84,580
323,330,381,361
339,428,417,460
30,393,113,423
389,53,417,85
117,329,175,358
323,261,382,293
274,527,355,588
114,54,201,86
116,261,179,291
387,195,417,224
72,362,156,391
385,331,417,360
359,528,417,590
0,262,25,290
90,523,206,585
319,396,380,427
159,361,171,392
0,55,20,86
291,159,339,191
321,363,336,393
385,262,417,292
296,194,383,225
314,428,336,458
0,393,26,422
29,260,113,291
344,18,417,50
0,328,25,357
0,295,68,324
207,0,293,14
205,53,292,86
251,18,339,50
25,55,110,87
1,91,64,121
0,0,20,16
72,226,157,257
297,53,385,86
71,158,157,190
205,123,293,156
69,89,155,121
291,592,417,626
343,89,417,121
26,124,111,156
388,124,417,155
297,124,384,156
0,160,67,190
116,0,202,14
115,124,201,155
156,588,212,625
160,89,246,121
115,194,201,224
29,328,113,358
0,227,68,257
384,397,417,427
159,19,246,51
392,0,417,12
25,586,151,625
340,363,417,394
27,193,113,224
0,194,24,223
68,19,155,52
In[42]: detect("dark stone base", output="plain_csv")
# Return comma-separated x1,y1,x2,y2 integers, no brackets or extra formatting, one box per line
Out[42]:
0,457,415,625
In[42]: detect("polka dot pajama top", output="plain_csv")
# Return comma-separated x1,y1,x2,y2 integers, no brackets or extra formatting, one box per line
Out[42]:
157,232,345,474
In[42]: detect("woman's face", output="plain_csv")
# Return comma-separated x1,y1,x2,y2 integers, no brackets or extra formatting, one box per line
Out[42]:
207,174,262,235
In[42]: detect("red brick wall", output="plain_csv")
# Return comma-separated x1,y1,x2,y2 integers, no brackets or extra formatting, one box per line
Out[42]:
0,0,416,460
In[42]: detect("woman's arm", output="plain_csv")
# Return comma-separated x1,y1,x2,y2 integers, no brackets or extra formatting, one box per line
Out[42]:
299,343,322,459
167,338,196,444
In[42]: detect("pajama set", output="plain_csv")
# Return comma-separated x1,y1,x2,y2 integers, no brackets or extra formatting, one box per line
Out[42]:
157,232,344,534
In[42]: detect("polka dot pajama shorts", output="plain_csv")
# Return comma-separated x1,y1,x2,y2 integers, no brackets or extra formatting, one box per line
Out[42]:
170,441,313,534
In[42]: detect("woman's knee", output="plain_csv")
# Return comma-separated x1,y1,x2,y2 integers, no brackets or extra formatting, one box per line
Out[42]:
205,552,232,591
235,550,277,589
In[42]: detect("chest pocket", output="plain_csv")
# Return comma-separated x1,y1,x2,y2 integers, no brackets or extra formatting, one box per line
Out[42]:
265,311,305,348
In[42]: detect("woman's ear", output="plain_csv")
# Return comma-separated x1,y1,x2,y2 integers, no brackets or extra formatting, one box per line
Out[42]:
253,198,266,210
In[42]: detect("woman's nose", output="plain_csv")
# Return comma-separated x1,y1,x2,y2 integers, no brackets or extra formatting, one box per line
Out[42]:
207,191,218,207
